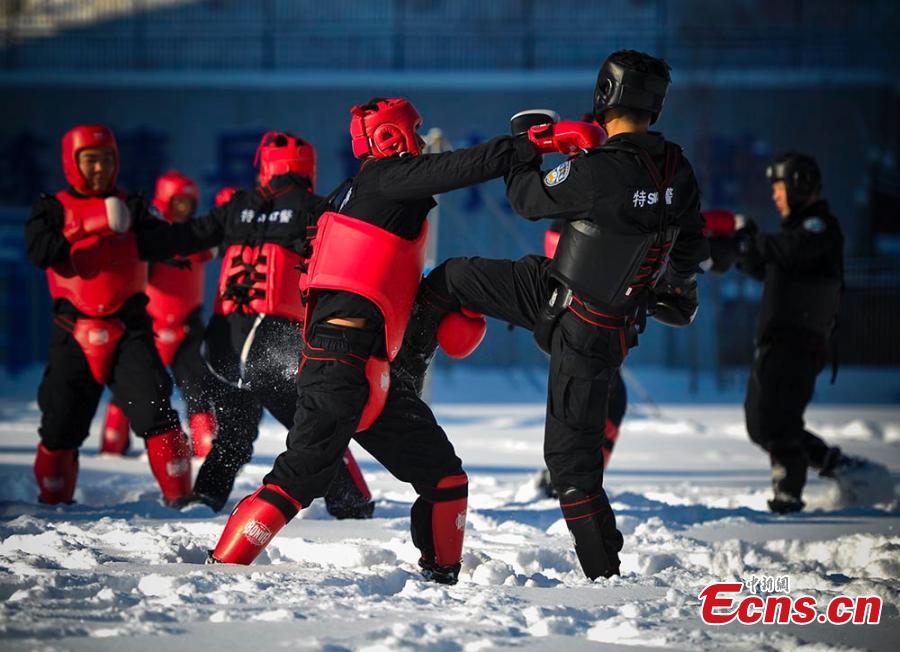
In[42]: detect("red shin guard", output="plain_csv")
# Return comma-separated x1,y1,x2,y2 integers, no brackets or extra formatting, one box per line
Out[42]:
342,448,373,502
34,444,78,504
189,412,217,458
146,429,192,505
431,473,469,567
100,402,131,455
211,484,302,564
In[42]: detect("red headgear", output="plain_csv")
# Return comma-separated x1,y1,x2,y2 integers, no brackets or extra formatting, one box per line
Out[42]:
215,186,237,207
350,98,423,159
254,132,316,192
61,124,119,196
152,170,200,223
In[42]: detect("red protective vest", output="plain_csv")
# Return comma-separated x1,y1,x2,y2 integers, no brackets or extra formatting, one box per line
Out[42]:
146,250,212,366
46,190,148,317
303,212,428,361
215,243,304,321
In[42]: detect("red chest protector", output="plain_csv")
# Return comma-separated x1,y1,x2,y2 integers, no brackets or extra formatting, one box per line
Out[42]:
302,211,428,361
215,243,305,322
146,250,212,366
46,190,148,317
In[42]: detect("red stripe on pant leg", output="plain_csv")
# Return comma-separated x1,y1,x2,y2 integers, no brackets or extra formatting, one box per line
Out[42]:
432,473,468,567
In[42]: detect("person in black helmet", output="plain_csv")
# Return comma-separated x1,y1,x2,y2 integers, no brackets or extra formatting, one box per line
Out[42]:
708,153,892,513
393,49,710,580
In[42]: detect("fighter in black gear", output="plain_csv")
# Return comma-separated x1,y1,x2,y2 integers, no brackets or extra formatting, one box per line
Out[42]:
395,50,709,580
735,153,847,512
135,133,374,519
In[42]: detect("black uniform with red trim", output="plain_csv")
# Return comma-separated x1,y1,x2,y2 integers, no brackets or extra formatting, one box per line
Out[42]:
396,53,709,580
209,99,524,584
137,164,375,519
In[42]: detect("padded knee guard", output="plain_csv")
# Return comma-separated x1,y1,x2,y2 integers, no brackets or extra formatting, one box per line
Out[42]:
211,484,302,565
34,444,78,505
558,486,623,580
411,473,468,580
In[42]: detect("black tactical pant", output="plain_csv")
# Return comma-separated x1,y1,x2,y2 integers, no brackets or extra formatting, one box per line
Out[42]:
744,339,831,497
430,255,627,495
265,292,465,507
38,313,181,450
197,313,380,516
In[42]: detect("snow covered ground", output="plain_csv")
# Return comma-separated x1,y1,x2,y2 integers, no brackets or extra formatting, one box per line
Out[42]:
1,391,898,650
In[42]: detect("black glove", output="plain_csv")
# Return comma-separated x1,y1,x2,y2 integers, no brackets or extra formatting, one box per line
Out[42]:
734,218,759,255
509,109,559,136
707,237,739,273
651,273,698,327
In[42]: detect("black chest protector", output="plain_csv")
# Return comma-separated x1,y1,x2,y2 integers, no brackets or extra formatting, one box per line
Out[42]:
549,142,681,312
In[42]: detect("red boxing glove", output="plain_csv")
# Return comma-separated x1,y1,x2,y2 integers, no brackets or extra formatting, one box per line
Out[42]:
528,120,607,155
437,307,487,359
70,233,140,279
702,209,740,238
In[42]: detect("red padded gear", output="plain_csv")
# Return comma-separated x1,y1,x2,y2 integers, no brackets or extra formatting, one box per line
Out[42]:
432,474,468,567
71,317,126,385
544,229,561,258
212,484,302,564
34,444,78,504
215,186,237,207
152,170,200,223
350,98,423,159
254,132,316,192
61,124,118,197
215,243,305,321
303,212,428,361
601,418,620,470
528,120,607,155
437,309,487,359
702,209,738,238
357,356,390,432
189,412,217,458
146,428,192,505
100,401,131,455
341,449,373,501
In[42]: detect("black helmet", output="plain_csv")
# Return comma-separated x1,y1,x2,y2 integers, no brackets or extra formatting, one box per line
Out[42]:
766,152,822,208
594,50,671,125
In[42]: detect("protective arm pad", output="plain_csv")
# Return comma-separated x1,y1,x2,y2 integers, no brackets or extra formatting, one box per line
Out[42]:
510,109,559,136
437,307,487,359
651,275,699,327
528,121,607,155
104,196,133,233
69,233,140,279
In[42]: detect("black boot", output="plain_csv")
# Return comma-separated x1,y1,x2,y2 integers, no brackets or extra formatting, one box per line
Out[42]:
324,462,375,520
418,557,461,585
768,451,807,514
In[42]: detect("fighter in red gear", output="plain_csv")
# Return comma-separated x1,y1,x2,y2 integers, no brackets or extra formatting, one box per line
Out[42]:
100,170,218,457
25,124,195,507
131,132,374,519
207,98,528,584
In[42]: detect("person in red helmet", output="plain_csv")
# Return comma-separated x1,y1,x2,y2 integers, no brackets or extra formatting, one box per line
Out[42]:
133,132,374,519
24,125,194,507
206,98,534,585
101,170,218,458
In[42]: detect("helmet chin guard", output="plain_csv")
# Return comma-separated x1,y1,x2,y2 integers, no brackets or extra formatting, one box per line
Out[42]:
254,132,317,192
61,125,119,196
350,98,423,159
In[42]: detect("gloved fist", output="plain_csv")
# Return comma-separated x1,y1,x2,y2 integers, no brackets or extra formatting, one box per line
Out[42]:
651,274,698,327
437,307,487,359
702,209,750,238
510,109,559,136
527,120,607,155
70,233,140,279
104,196,132,233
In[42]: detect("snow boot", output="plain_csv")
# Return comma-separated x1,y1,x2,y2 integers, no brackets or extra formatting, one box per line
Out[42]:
559,486,623,580
768,490,805,514
34,444,78,504
100,402,131,455
821,453,894,507
411,473,468,585
325,449,375,520
146,428,192,508
210,484,301,564
189,411,216,458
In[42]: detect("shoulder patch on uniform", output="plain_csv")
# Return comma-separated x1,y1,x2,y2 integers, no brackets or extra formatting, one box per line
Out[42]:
543,160,571,187
149,204,165,221
803,217,826,233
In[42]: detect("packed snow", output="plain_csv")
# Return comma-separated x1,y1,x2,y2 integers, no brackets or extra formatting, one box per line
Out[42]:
1,379,898,650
